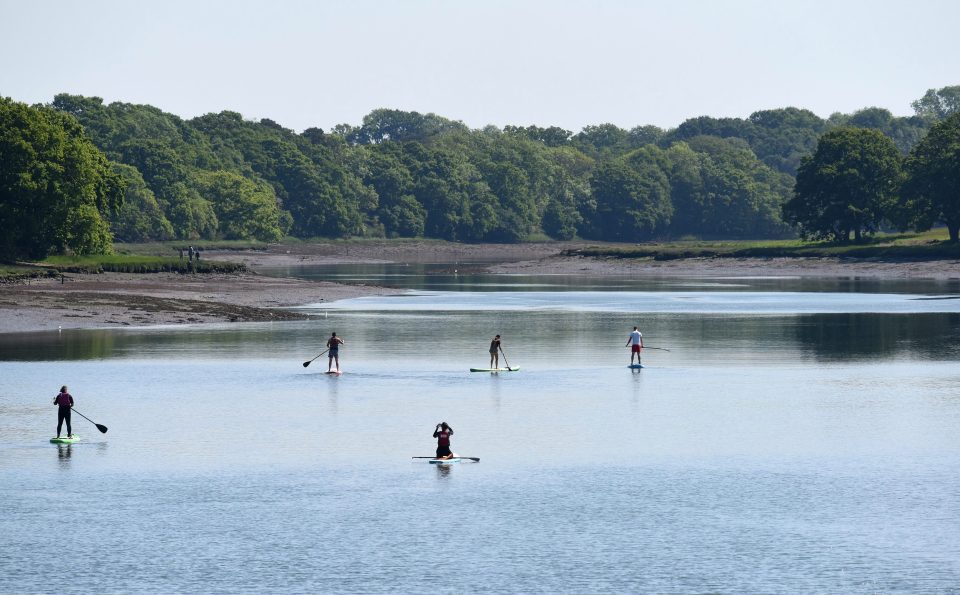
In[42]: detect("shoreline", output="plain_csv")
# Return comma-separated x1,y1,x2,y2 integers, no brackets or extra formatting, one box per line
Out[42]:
2,241,958,334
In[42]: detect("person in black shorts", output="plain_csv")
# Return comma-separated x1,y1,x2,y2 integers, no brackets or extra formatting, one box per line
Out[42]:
433,422,454,459
53,385,74,438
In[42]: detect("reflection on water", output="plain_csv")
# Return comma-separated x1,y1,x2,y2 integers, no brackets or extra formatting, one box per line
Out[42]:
2,272,960,592
2,310,957,364
264,261,960,295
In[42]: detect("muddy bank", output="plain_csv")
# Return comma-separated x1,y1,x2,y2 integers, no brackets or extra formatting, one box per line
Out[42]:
2,240,958,334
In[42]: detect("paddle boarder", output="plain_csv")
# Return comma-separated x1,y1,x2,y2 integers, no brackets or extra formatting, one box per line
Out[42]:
53,385,74,439
326,332,345,372
433,422,454,459
626,326,644,365
489,334,502,369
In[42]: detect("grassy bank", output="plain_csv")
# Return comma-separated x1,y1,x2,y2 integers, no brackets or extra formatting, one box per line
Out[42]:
564,230,960,261
39,254,245,274
2,253,245,281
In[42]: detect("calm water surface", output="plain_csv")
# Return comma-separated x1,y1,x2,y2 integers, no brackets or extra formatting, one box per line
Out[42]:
2,268,959,593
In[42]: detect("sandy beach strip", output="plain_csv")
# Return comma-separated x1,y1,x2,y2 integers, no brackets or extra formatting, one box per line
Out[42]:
2,241,958,334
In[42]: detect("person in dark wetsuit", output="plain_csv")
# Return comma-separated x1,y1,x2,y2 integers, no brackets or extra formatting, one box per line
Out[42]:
326,332,345,372
53,385,74,438
433,422,454,459
489,334,502,369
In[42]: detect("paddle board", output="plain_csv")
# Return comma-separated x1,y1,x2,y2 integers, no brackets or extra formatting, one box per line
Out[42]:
628,364,644,369
325,370,343,376
469,367,519,372
428,456,479,464
50,435,80,444
429,457,462,464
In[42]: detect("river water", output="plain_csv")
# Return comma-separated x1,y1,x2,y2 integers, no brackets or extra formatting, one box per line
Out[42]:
1,265,959,593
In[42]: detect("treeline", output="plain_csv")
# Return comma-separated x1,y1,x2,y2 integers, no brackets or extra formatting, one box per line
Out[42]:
1,86,959,260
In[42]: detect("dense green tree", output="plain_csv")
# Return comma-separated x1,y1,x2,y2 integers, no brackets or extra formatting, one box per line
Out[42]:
587,159,672,241
110,163,174,242
783,128,902,242
352,109,467,144
572,123,632,159
902,113,960,242
911,85,960,121
194,171,286,241
831,107,930,154
503,125,572,147
0,98,122,259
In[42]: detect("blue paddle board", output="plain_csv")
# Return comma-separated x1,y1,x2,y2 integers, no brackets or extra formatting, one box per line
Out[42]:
628,364,644,369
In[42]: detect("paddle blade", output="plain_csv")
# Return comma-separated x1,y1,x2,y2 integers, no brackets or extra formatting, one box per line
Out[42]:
302,361,311,367
96,424,108,433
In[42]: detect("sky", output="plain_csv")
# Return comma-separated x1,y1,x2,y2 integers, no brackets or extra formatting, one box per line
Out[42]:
1,0,958,133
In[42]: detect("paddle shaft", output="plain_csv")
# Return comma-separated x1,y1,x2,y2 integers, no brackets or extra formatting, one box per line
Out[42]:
71,408,108,433
303,349,329,367
499,347,513,370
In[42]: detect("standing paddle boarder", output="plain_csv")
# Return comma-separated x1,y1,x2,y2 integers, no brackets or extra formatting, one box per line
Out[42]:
326,332,345,372
489,334,502,369
53,385,74,439
433,422,454,459
626,326,644,365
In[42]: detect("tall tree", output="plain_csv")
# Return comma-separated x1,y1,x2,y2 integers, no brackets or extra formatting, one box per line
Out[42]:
783,128,902,242
911,85,960,122
587,159,672,241
902,113,960,242
0,98,122,260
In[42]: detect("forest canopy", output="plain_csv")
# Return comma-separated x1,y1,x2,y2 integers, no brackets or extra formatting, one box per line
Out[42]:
1,84,958,259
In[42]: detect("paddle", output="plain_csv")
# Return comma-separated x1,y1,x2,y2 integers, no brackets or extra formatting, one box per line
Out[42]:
72,408,108,433
302,349,329,367
499,347,515,371
411,456,480,462
645,346,671,352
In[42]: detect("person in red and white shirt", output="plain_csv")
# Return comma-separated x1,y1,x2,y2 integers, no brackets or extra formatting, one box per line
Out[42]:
626,326,644,365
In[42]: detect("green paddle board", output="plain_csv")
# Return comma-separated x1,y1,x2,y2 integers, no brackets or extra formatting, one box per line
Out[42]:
50,435,80,444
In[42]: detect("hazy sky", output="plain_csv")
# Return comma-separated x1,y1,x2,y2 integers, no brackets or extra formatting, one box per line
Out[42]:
1,0,957,133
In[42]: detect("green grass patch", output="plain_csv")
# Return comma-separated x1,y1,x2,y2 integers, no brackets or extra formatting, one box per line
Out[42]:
38,254,245,274
0,264,60,283
114,240,269,256
564,230,960,261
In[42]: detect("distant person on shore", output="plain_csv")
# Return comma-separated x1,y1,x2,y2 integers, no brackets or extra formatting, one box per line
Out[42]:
179,248,184,261
327,332,345,372
53,385,74,438
489,334,502,369
626,326,644,365
188,245,194,262
433,422,454,459
195,248,200,261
